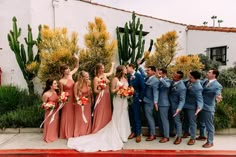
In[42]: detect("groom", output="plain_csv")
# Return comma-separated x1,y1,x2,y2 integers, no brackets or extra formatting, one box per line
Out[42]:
126,63,145,143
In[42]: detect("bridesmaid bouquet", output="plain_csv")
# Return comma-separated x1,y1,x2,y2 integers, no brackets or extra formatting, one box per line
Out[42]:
97,80,106,90
76,96,89,123
41,101,55,110
76,96,89,106
58,91,69,104
48,91,69,124
40,101,56,128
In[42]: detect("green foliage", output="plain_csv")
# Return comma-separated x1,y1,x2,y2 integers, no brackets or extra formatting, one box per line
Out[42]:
116,12,145,65
198,54,220,71
0,85,40,114
218,68,236,88
0,104,44,128
214,102,232,129
215,88,236,129
7,17,41,94
79,17,116,77
0,85,43,128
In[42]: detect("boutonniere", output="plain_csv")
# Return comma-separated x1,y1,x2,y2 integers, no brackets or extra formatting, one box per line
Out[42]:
130,75,136,80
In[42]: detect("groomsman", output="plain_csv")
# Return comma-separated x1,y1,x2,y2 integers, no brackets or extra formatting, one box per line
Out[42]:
157,69,171,143
126,63,145,143
143,66,159,141
169,71,187,145
201,69,223,148
183,71,203,145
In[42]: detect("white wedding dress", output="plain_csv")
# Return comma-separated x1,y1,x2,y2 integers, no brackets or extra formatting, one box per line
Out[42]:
67,81,131,152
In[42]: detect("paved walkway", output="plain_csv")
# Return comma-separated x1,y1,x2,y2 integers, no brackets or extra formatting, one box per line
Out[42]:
0,133,236,150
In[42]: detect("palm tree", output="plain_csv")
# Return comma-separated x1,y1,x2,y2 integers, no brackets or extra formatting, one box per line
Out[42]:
211,15,217,27
218,20,223,27
203,21,208,26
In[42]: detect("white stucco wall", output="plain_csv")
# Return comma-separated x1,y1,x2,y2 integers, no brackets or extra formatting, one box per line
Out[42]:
54,0,187,58
2,0,235,92
0,0,31,89
0,0,187,91
187,30,236,69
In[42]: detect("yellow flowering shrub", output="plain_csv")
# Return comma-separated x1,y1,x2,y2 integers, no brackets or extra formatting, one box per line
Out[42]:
79,17,116,77
145,31,178,69
168,55,204,78
38,26,79,82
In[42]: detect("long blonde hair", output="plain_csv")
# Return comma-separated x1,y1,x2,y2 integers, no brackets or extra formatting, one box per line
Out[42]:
76,71,91,96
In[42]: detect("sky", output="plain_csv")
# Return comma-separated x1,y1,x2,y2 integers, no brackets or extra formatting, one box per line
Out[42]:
92,0,236,27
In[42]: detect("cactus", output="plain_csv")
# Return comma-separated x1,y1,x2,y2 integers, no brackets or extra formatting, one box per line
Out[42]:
7,17,41,94
116,12,146,66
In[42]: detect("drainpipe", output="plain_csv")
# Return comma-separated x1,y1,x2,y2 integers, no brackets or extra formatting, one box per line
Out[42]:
52,0,60,28
185,26,188,55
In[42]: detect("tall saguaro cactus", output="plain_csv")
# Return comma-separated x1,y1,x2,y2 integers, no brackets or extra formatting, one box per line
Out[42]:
116,12,145,65
7,17,41,94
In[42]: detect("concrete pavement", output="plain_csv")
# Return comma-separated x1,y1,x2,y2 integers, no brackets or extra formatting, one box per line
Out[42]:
0,133,236,150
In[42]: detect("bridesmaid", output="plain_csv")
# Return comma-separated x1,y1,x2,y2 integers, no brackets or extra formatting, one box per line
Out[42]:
59,54,79,139
42,79,59,143
74,71,93,136
92,62,115,133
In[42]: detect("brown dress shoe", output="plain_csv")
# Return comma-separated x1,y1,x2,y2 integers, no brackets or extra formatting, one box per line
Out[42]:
146,135,156,141
174,137,182,145
187,139,195,145
128,133,136,139
202,142,214,148
159,137,169,143
182,133,190,138
196,136,207,141
136,135,141,143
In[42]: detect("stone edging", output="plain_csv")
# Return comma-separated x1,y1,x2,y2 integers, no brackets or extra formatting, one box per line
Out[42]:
0,127,236,135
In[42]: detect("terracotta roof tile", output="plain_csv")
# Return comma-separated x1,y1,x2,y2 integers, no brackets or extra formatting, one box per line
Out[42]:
187,25,236,33
80,0,236,32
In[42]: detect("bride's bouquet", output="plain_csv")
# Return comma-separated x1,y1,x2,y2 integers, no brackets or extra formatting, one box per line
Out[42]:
76,96,89,123
115,86,134,98
97,80,106,90
41,101,56,110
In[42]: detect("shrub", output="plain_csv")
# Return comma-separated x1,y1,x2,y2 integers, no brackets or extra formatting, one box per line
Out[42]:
0,86,27,114
79,17,116,77
214,88,236,129
218,69,236,88
0,104,44,128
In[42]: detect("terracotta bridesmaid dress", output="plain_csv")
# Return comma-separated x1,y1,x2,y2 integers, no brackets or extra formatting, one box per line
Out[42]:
74,85,92,137
43,92,59,143
60,79,75,139
92,84,112,133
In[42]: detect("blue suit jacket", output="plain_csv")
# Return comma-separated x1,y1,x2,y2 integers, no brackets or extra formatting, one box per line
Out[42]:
202,80,223,112
169,80,187,110
158,77,171,107
143,76,159,104
184,80,203,110
128,72,145,100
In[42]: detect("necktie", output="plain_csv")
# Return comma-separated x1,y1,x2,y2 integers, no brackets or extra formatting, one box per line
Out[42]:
204,80,209,87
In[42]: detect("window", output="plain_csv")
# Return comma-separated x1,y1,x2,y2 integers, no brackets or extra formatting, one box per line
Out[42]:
210,46,227,65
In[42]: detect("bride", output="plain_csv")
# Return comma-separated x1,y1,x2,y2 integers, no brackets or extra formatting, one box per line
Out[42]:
68,65,131,152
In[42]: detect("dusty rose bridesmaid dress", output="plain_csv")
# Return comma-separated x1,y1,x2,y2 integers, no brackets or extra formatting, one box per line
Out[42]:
92,85,112,133
74,85,92,137
60,79,75,139
43,93,59,143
